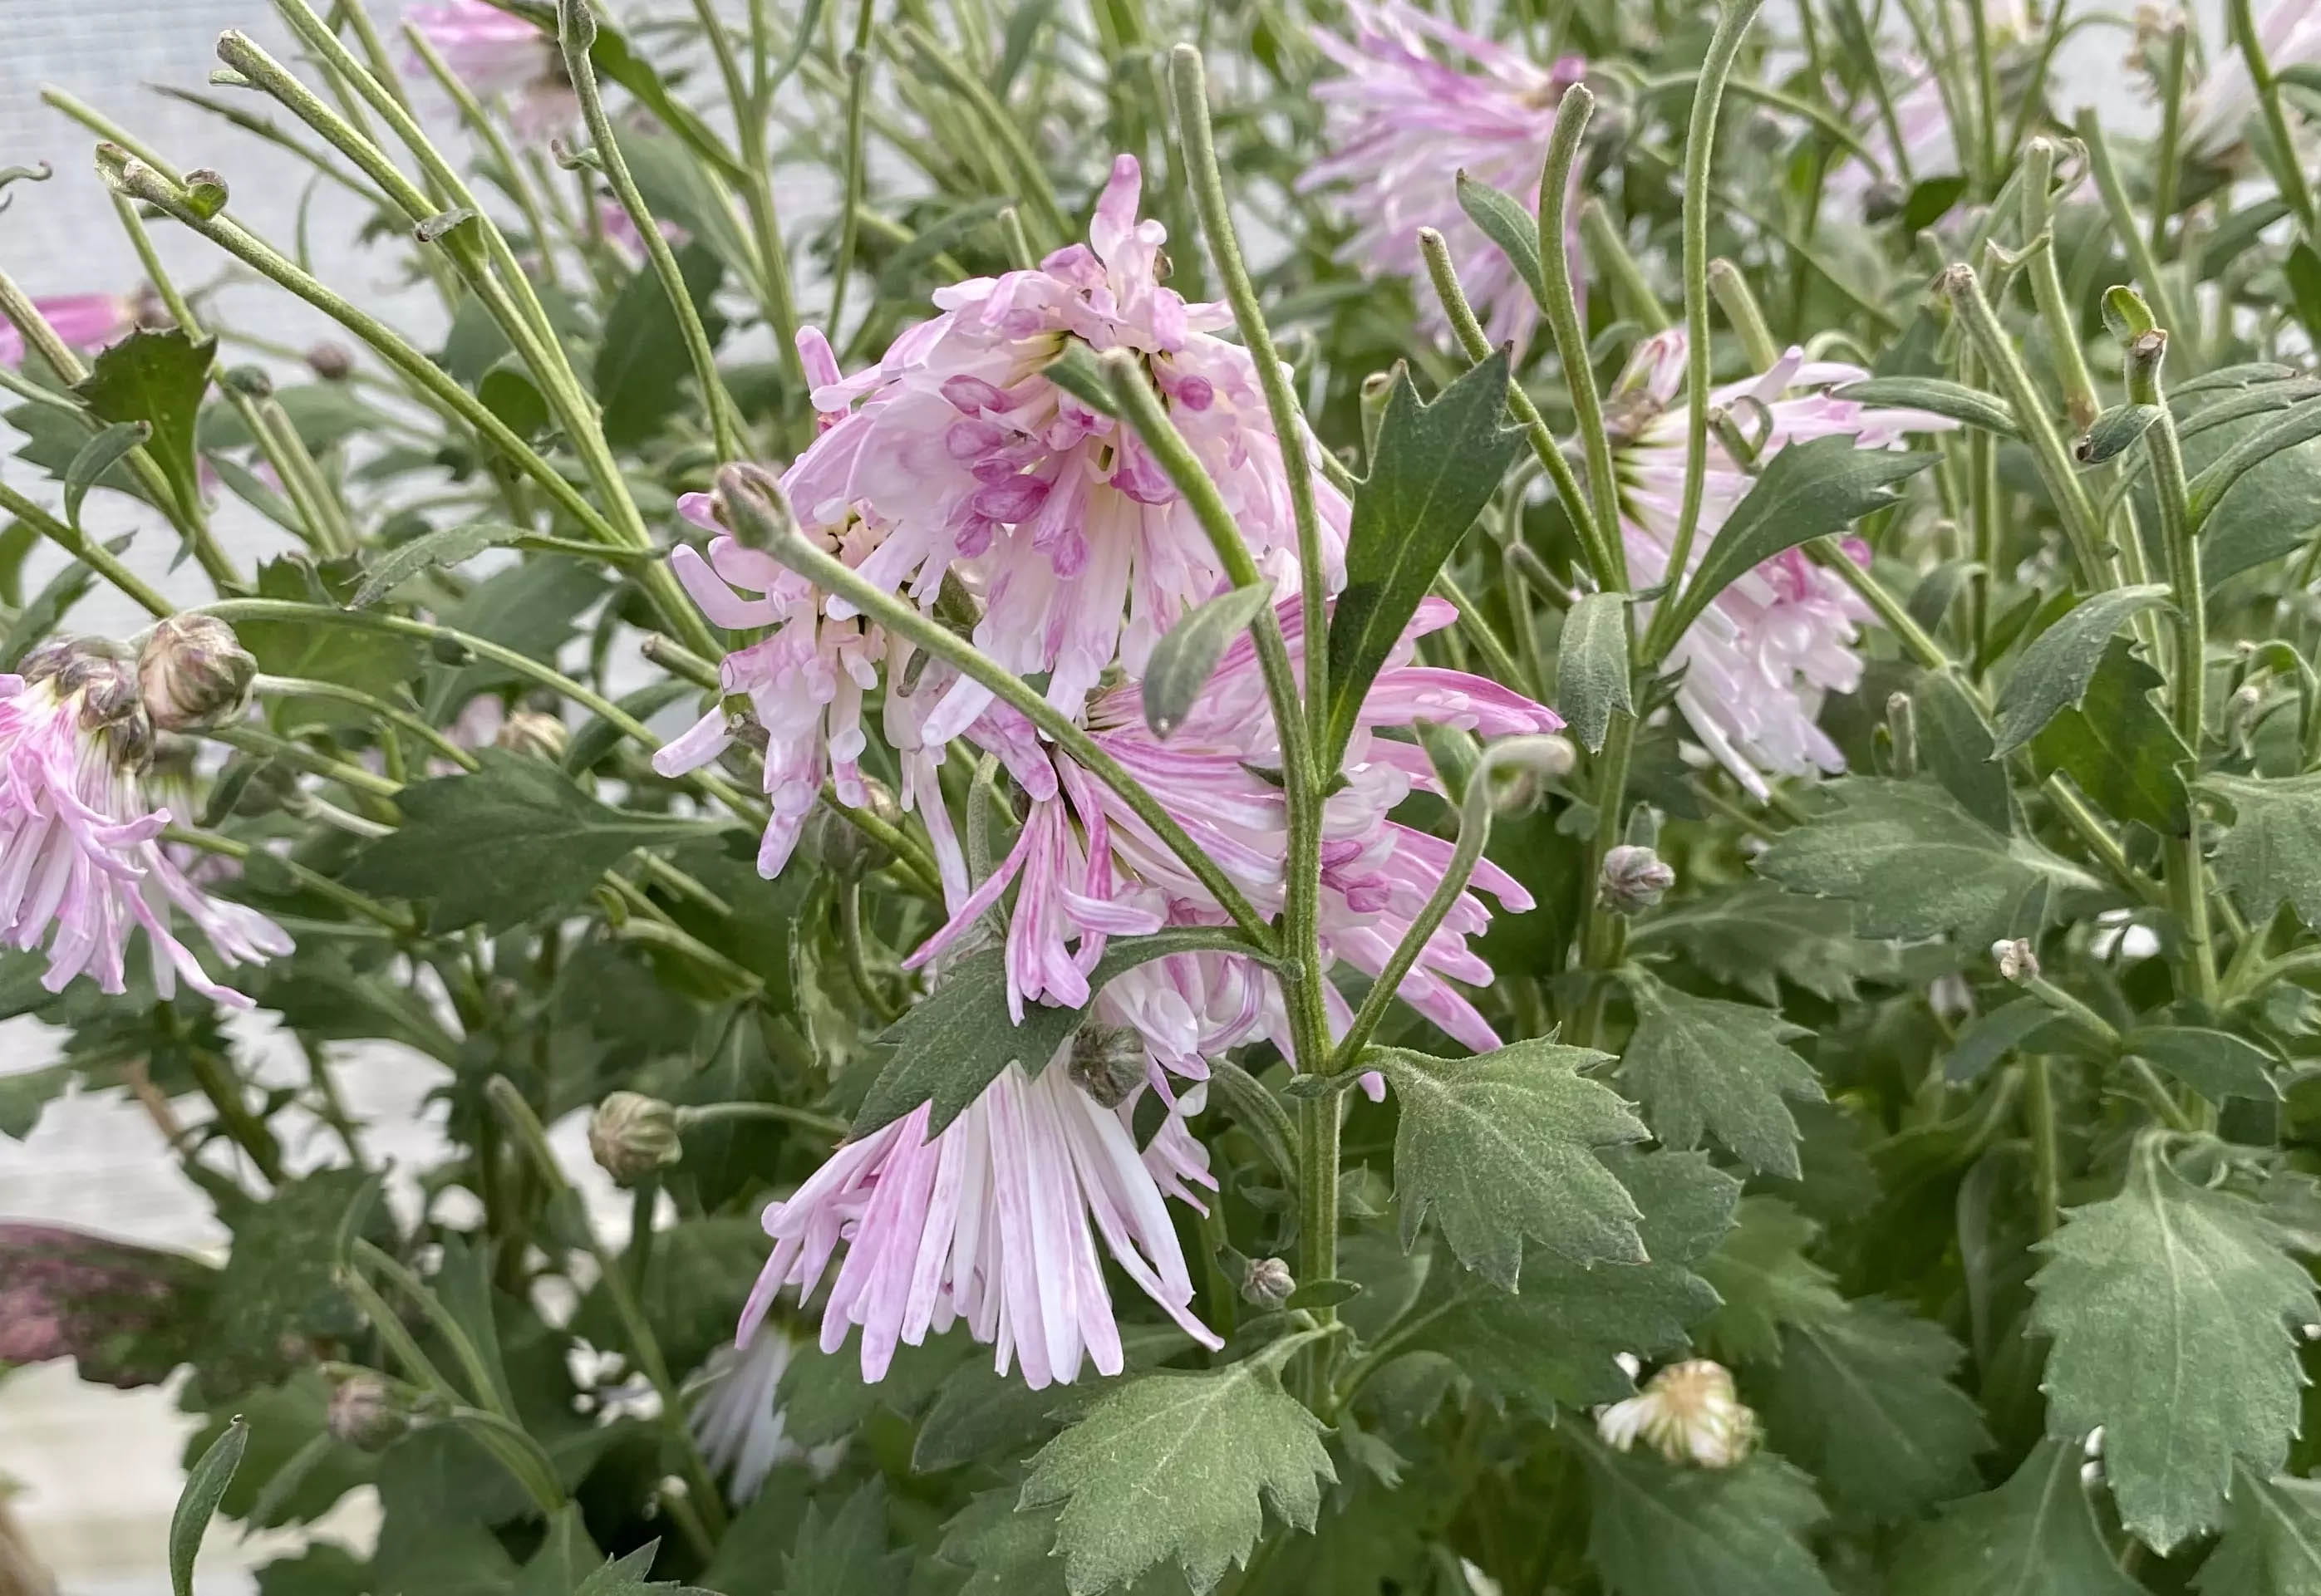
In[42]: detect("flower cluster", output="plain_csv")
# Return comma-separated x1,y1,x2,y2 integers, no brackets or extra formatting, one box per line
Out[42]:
669,155,1562,1387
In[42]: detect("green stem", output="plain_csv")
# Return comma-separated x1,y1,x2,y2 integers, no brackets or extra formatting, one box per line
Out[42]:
1579,200,1670,334
2019,139,2102,431
2151,20,2189,257
252,675,478,769
2230,0,2320,238
165,823,416,931
676,1100,849,1138
1706,258,1779,369
186,1046,286,1183
1533,85,1626,588
827,0,880,343
896,23,1070,244
0,483,173,618
2023,1056,2061,1237
2076,112,2196,363
401,23,564,291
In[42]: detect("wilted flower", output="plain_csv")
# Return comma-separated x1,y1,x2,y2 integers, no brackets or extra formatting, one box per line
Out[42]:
135,615,256,733
0,641,292,1005
687,1330,841,1500
1606,328,1953,798
1596,1358,1758,1468
493,709,569,762
1995,937,2041,983
1598,843,1674,913
406,1,577,140
0,292,136,369
1303,0,1587,349
588,1091,682,1186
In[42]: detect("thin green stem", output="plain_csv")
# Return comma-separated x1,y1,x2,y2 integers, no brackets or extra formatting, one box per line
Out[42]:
676,1100,849,1139
2230,0,2320,238
253,675,478,769
827,0,879,343
1579,200,1669,334
165,823,416,931
0,482,173,618
2020,139,2102,431
401,23,564,290
1707,257,1779,369
1533,85,1625,588
2151,20,2189,256
2077,111,2196,363
2023,1056,2061,1237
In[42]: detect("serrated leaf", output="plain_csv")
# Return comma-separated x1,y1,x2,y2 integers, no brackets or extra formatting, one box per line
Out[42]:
1891,1441,2142,1596
783,1481,907,1596
913,1326,1185,1474
1832,376,2017,435
1630,884,1900,1003
1142,584,1271,738
1765,1299,1992,1520
2125,1027,2284,1104
199,1167,379,1394
1915,665,2011,832
1453,173,1548,307
852,930,1253,1137
1019,1354,1335,1595
936,1493,1196,1596
1556,589,1631,752
1322,350,1523,768
344,749,721,932
2031,1136,2318,1551
2205,772,2321,930
1657,434,1933,645
64,420,150,529
172,1415,248,1596
2029,639,2193,835
1991,585,2173,752
595,242,727,449
352,522,530,607
1577,1441,1839,1596
1620,980,1823,1179
2195,1465,2321,1595
1754,778,2100,944
73,328,213,519
1372,1039,1648,1290
1697,1196,1844,1365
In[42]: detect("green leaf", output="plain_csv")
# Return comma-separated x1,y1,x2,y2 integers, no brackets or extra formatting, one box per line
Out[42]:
1556,590,1632,753
1629,883,1899,1004
478,360,552,440
0,1061,73,1141
64,420,150,528
937,1493,1192,1596
2123,1027,2283,1104
2074,403,2162,466
238,557,425,722
1577,1442,1839,1596
2029,639,2193,835
1754,778,2100,944
851,929,1256,1137
352,521,530,607
2194,1465,2321,1595
913,1324,1185,1474
1765,1299,1992,1521
344,750,720,932
1991,584,2173,753
1832,376,2017,436
1322,350,1523,767
0,538,120,669
2192,402,2321,583
172,1414,248,1596
73,328,214,519
783,1481,907,1596
1453,174,1548,308
1943,995,2071,1085
1372,1038,1649,1290
1019,1353,1336,1595
595,242,727,449
2205,772,2321,929
199,1168,379,1395
1915,665,2011,833
1697,1196,1844,1365
1620,980,1823,1179
1657,434,1933,645
1142,583,1271,738
1891,1441,2143,1596
2030,1137,2318,1551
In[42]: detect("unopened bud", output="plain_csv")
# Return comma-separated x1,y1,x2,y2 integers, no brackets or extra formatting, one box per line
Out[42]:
1484,733,1576,816
326,1370,409,1451
715,462,798,552
588,1091,681,1186
1242,1255,1296,1309
306,341,354,381
1598,844,1674,913
1596,1359,1756,1468
1995,937,2040,984
802,778,900,880
183,168,229,219
494,710,569,762
136,614,257,732
1067,1023,1146,1108
220,364,273,400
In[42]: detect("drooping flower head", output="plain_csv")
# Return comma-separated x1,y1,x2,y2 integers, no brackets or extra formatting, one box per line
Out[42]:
406,1,577,140
1606,329,1952,798
1303,0,1586,349
0,638,291,1005
0,294,137,370
656,155,1350,877
687,1329,843,1499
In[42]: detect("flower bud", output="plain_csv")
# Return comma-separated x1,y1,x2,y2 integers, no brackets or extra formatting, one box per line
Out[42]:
588,1091,682,1186
306,341,355,381
1242,1255,1296,1309
326,1370,410,1452
1598,843,1674,914
1994,937,2040,984
1596,1359,1757,1469
801,778,901,881
220,364,273,400
1067,1023,1146,1108
183,168,230,219
136,615,257,733
494,710,569,763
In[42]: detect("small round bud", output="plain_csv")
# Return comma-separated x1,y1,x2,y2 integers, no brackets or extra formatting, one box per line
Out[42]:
588,1091,682,1186
802,778,901,881
220,364,273,400
326,1370,410,1451
1242,1256,1296,1309
1598,844,1674,914
183,169,230,219
136,614,257,733
1067,1023,1147,1108
306,341,355,381
1994,937,2040,984
494,710,569,763
1596,1359,1757,1469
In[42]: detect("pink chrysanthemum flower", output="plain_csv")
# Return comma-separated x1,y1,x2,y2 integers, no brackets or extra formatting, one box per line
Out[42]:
406,1,577,140
1607,329,1953,798
1302,0,1586,349
686,1329,843,1499
0,642,290,1005
0,294,136,370
2181,0,2321,160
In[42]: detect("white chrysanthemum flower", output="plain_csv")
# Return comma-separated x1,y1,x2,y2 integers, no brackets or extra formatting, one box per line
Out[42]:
687,1331,843,1500
1596,1359,1758,1469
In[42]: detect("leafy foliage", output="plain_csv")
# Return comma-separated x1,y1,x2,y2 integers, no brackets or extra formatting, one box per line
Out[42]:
1620,979,1824,1178
1891,1442,2142,1596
